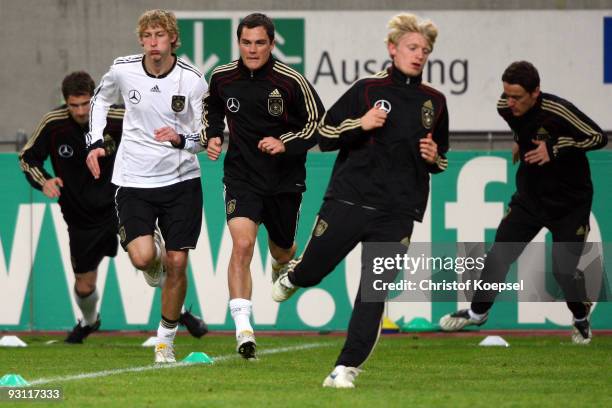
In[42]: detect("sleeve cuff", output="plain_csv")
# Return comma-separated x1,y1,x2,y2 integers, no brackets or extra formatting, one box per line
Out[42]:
171,134,186,149
87,139,104,152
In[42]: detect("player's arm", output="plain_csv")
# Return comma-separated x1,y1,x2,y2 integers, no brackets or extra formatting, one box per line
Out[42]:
155,78,209,154
18,114,62,197
275,79,325,155
87,65,119,150
202,73,226,161
422,101,449,174
317,83,370,152
546,100,607,159
106,105,125,150
86,64,120,178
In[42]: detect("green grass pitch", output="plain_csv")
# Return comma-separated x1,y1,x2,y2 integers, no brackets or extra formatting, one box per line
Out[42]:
1,333,611,407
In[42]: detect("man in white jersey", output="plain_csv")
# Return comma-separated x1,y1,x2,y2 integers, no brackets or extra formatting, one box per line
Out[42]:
86,9,207,363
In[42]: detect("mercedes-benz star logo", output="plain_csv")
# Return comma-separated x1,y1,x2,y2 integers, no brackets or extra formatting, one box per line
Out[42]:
58,144,74,158
128,89,141,104
226,97,240,113
374,99,391,114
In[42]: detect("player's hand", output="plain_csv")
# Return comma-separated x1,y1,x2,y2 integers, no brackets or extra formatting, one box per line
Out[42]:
42,177,63,198
86,147,107,179
512,142,520,164
258,136,286,155
207,137,222,161
419,133,438,164
360,106,387,131
154,126,180,145
524,139,550,166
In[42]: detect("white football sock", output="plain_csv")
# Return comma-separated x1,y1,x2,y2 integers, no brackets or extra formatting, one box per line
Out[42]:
157,322,178,345
229,298,253,336
75,287,99,327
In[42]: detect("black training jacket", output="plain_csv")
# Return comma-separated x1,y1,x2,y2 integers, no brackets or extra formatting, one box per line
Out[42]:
318,65,449,222
19,105,124,226
203,57,324,195
497,92,607,218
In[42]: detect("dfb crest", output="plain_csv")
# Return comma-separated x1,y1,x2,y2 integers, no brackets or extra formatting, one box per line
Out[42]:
268,88,284,116
172,95,186,112
421,100,434,129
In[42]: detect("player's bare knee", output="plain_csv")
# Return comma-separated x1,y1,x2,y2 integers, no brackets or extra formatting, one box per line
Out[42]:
129,253,153,271
126,236,157,270
74,271,96,295
232,237,256,258
74,280,96,297
165,251,188,275
269,242,295,264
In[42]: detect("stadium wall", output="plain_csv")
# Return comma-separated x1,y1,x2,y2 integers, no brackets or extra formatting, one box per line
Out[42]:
1,5,611,141
1,152,611,331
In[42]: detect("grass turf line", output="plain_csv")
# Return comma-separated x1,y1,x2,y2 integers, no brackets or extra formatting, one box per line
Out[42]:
0,334,610,407
27,342,329,386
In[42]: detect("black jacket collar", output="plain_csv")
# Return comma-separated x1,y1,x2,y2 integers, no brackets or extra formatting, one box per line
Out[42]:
528,93,543,114
390,64,423,86
238,55,275,78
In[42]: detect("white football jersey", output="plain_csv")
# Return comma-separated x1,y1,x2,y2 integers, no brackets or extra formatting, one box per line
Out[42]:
89,54,208,188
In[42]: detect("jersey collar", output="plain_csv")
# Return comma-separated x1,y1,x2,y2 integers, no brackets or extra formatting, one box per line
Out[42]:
238,56,275,79
390,64,423,86
141,54,177,79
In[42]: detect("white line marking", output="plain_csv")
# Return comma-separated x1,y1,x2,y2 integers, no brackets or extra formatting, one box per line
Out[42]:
29,342,329,386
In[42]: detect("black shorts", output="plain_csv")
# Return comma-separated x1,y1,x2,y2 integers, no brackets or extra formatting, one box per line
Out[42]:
68,221,118,274
115,178,203,251
224,185,301,249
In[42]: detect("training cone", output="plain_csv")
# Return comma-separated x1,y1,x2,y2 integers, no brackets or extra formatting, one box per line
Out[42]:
182,352,214,364
479,335,510,347
0,336,27,347
401,317,439,332
381,317,400,333
0,374,30,387
142,337,157,347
